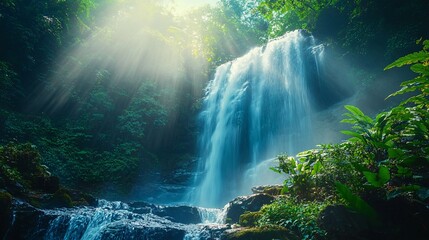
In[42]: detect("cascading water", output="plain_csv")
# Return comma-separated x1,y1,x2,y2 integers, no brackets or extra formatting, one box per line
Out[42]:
6,199,229,240
191,30,331,208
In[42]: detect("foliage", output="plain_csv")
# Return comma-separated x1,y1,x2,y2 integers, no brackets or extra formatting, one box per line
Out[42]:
239,211,262,227
256,0,429,72
258,197,329,240
269,40,429,237
258,0,338,33
272,142,368,201
339,40,429,201
184,1,267,69
335,182,377,221
0,143,47,188
0,62,19,109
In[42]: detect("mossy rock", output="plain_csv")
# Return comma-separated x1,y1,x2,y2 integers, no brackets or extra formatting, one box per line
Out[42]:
46,189,73,208
222,226,298,240
239,211,262,227
252,185,283,196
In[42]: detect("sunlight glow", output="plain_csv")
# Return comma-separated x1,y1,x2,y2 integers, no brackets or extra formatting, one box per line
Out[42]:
170,0,218,14
34,0,208,114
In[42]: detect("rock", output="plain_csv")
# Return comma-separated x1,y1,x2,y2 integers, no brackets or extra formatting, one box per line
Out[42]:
221,226,297,240
225,194,275,223
46,188,73,208
251,185,283,196
373,197,429,239
198,224,231,239
318,205,372,240
129,202,202,224
153,206,202,224
5,200,56,239
67,189,98,207
98,221,186,240
0,191,13,239
129,201,156,214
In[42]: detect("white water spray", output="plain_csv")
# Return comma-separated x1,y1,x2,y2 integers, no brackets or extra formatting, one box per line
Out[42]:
191,30,327,207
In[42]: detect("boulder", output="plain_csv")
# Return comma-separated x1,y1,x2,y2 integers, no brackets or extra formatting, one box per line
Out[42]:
225,194,275,223
129,201,156,214
221,226,297,240
373,197,429,239
98,220,186,240
153,206,202,224
0,191,13,239
5,201,56,239
129,202,202,224
318,205,372,240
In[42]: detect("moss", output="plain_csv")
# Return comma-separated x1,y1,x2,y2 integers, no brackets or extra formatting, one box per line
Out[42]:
224,226,298,240
0,143,48,190
47,189,73,208
239,211,262,227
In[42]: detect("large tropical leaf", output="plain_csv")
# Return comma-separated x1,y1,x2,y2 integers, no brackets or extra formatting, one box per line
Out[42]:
384,51,429,70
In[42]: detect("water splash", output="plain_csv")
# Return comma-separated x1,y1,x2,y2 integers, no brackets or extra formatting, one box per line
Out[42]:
191,30,328,207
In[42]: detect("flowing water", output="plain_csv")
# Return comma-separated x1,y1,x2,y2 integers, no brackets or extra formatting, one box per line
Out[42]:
7,199,228,240
191,30,329,207
6,30,348,239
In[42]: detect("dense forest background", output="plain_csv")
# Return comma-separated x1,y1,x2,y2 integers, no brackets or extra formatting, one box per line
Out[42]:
1,0,428,199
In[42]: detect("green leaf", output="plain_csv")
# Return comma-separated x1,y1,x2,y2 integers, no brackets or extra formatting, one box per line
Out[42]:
335,182,378,221
396,166,412,177
281,184,289,194
363,171,380,187
311,161,322,175
363,166,390,187
270,166,281,174
341,130,364,141
410,64,429,75
387,148,404,158
344,105,365,117
378,166,390,184
384,51,429,70
423,40,429,51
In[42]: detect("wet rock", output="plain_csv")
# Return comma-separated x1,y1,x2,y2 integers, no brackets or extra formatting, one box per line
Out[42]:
0,191,13,239
99,221,186,240
67,189,98,207
129,201,156,214
129,202,202,224
5,200,56,239
373,197,429,239
225,194,275,223
45,188,73,208
153,206,202,224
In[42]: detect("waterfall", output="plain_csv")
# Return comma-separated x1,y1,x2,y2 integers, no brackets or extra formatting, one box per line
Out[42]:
192,30,329,208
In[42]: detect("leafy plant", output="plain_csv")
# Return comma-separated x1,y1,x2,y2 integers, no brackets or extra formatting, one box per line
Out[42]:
258,197,329,240
335,182,378,222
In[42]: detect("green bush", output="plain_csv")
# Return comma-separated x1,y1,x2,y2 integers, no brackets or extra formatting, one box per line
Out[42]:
239,211,262,227
0,143,46,188
258,197,329,240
